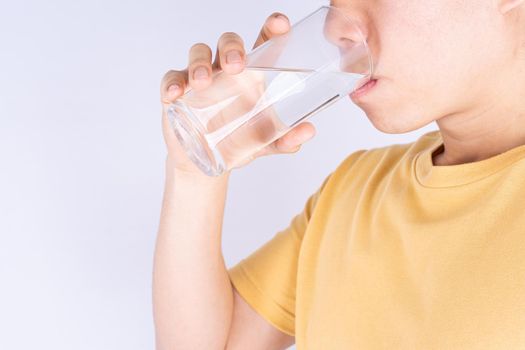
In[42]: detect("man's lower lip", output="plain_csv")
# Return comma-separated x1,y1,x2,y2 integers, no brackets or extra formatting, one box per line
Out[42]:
349,79,378,99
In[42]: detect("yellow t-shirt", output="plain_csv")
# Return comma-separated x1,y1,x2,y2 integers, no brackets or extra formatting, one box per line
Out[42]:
227,130,525,349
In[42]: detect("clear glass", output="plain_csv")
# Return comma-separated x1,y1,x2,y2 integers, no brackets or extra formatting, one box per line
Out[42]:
166,5,374,176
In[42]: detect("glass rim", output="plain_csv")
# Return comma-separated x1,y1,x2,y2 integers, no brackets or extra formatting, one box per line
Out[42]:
248,5,374,80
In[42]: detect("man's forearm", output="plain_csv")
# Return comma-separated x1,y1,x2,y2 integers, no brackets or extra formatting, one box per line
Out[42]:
153,158,233,349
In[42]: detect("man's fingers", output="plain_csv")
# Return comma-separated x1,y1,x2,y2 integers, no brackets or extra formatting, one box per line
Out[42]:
188,43,213,90
261,122,316,156
213,32,246,74
160,69,188,104
252,13,291,49
277,122,316,151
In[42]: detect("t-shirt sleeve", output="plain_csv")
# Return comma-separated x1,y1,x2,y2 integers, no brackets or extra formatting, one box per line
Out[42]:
226,173,333,337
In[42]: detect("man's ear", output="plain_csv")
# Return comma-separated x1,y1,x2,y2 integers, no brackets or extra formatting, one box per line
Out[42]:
497,0,525,15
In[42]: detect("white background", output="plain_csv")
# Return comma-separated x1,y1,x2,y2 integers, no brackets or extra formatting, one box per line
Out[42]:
0,0,436,349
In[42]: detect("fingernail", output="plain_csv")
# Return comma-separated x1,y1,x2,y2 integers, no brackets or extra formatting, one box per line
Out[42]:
275,14,289,24
226,50,242,64
193,66,208,80
271,14,289,33
167,84,180,98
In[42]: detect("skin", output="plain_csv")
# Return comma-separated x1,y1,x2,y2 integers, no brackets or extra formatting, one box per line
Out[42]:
161,0,525,172
154,14,302,350
154,1,525,348
160,14,313,176
332,0,525,165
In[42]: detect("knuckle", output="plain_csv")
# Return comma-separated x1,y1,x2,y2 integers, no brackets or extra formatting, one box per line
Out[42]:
276,137,301,153
162,69,180,79
219,32,244,51
189,43,212,69
273,140,287,153
188,57,211,70
220,31,241,41
190,42,211,53
188,60,210,71
161,69,184,87
289,145,301,153
161,69,175,84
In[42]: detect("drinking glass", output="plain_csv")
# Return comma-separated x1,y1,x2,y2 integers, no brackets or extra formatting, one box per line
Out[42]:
166,5,374,176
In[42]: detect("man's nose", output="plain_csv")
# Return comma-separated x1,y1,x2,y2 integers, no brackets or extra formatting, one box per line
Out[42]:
324,7,368,44
322,6,371,75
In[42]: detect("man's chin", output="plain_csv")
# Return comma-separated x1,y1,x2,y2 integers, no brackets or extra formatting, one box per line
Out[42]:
367,113,431,134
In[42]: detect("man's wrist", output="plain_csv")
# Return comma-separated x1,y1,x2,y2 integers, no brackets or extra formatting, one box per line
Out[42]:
165,157,231,184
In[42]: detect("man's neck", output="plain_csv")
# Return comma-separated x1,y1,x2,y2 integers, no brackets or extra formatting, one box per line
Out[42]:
433,62,525,167
433,104,525,166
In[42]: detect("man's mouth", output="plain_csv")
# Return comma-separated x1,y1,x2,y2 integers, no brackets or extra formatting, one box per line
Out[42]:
350,76,379,100
354,76,377,91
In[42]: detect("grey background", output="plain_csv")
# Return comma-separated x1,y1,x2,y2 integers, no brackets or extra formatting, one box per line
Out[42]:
0,0,436,349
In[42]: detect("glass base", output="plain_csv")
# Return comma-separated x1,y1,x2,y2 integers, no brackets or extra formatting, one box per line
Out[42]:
166,102,226,177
